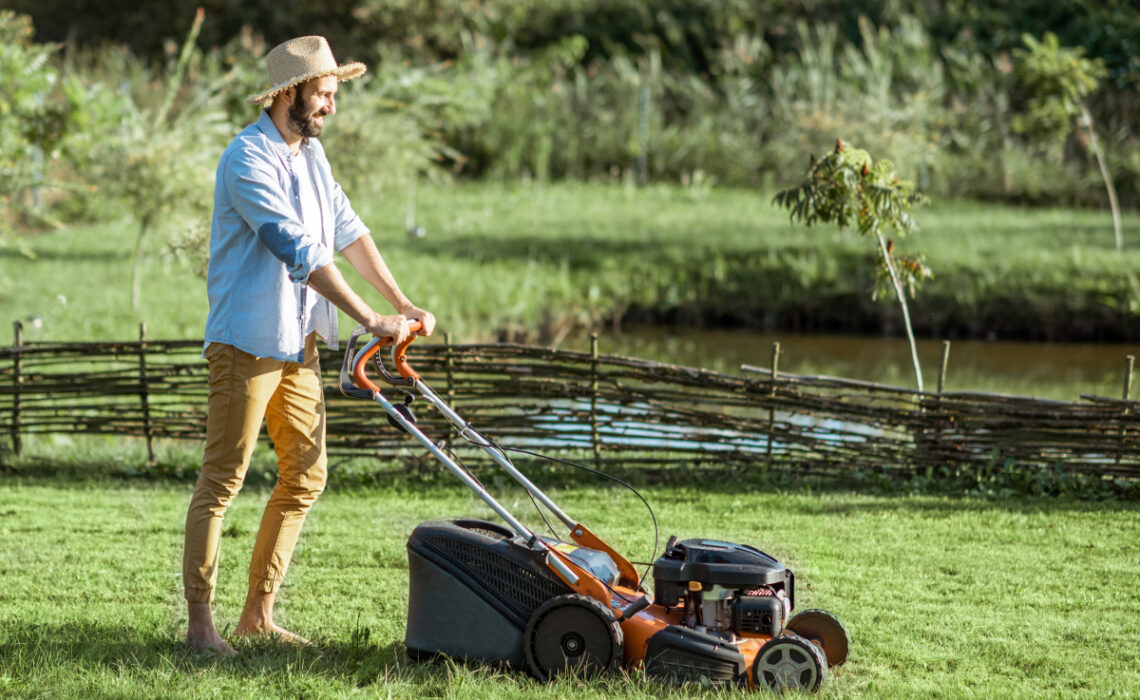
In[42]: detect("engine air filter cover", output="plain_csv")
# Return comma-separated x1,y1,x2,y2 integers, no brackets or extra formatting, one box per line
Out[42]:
652,538,793,607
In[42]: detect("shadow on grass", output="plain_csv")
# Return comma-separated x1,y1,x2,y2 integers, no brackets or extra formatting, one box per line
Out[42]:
0,621,481,690
4,457,1138,515
0,621,718,696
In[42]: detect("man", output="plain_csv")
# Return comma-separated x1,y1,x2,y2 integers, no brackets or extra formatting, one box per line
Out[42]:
183,35,435,653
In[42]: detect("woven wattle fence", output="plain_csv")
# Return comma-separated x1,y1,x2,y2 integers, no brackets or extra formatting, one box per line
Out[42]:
1,326,1137,478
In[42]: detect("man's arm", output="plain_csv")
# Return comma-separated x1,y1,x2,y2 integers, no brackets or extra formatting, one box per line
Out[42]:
340,235,436,336
307,261,412,345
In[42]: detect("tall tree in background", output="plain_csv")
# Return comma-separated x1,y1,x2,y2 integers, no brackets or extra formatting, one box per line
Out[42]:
775,140,931,390
1014,32,1121,252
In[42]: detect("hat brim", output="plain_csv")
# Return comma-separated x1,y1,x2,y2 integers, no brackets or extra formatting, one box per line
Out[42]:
245,61,367,106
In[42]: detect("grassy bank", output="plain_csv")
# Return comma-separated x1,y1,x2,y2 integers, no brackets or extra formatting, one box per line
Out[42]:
1,474,1137,697
2,183,1138,344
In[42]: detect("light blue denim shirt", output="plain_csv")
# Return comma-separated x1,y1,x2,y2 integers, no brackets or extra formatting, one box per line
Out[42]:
203,110,369,362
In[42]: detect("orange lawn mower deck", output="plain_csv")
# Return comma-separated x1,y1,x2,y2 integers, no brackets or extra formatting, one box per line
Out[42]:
340,324,849,692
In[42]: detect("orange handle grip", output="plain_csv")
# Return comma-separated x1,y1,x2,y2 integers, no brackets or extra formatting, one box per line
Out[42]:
351,340,383,395
351,319,424,393
394,319,423,382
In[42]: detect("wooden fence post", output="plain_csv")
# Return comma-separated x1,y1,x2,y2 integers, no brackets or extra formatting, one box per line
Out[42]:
590,333,601,465
938,341,951,395
138,323,155,465
765,342,781,469
928,340,952,478
1119,355,1134,466
10,321,23,456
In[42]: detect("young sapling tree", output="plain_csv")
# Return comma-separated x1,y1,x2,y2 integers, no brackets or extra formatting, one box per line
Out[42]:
774,140,931,390
1013,32,1120,252
92,8,231,311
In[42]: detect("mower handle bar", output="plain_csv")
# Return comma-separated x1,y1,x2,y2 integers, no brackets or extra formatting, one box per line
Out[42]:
338,326,646,591
339,323,580,533
337,326,584,586
345,319,424,396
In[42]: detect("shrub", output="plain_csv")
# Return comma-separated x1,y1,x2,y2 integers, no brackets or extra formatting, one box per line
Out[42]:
0,12,90,238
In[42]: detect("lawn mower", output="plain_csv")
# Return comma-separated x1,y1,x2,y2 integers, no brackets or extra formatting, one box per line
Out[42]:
339,323,849,693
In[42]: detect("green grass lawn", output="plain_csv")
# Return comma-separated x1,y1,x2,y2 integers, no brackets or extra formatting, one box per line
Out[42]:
2,470,1138,698
2,182,1137,344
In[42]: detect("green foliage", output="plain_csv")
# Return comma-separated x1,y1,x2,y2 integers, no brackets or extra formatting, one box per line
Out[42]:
0,11,88,248
6,1,1140,207
765,16,948,188
82,9,234,311
0,13,55,190
7,4,1140,214
774,141,931,296
319,55,478,196
775,141,932,388
1013,31,1122,252
1012,32,1107,141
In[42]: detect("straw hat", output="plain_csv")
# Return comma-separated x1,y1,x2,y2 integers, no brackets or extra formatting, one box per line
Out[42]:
245,36,366,106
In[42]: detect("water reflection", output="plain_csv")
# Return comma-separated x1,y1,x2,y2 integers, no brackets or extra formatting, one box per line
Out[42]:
578,325,1138,402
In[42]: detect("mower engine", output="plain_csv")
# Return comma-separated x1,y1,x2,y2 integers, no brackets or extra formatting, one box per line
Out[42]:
652,537,794,639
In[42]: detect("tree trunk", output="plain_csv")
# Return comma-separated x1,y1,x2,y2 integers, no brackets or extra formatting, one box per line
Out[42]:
876,230,924,392
1081,105,1123,253
130,215,151,312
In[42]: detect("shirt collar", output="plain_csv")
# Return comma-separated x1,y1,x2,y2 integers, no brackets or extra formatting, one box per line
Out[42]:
254,109,313,161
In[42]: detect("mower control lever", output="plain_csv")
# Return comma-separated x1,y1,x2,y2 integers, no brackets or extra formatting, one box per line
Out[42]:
617,594,651,622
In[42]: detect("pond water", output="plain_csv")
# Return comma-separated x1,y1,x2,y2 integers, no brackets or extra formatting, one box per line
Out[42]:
575,325,1138,402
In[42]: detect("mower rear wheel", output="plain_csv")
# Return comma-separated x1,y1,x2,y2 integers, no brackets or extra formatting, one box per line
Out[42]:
786,608,850,667
524,594,622,681
753,632,827,693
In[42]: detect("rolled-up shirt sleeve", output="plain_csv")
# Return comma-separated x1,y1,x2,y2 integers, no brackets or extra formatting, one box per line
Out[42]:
223,149,333,282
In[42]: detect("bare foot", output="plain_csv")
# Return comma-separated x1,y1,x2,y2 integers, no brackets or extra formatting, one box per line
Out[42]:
234,620,310,645
187,602,236,655
187,629,237,654
235,589,310,644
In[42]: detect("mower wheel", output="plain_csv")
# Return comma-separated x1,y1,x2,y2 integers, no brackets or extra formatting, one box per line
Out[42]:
753,632,827,693
786,609,850,667
524,594,622,681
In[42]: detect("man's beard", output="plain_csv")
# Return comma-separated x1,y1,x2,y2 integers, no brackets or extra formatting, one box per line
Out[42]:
287,93,324,138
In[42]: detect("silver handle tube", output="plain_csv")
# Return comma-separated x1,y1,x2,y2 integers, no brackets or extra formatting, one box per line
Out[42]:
372,392,580,585
545,550,580,584
415,381,577,530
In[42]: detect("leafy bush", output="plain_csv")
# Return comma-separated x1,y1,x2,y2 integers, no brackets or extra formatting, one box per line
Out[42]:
0,12,92,239
319,52,483,196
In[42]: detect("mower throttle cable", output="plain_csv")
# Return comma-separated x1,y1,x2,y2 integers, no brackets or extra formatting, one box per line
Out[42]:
440,438,561,542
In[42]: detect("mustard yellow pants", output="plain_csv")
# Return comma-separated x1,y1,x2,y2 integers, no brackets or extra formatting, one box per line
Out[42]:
183,335,327,604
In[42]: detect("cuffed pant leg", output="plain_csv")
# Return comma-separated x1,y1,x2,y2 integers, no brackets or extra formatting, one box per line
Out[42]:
248,335,328,595
183,343,282,604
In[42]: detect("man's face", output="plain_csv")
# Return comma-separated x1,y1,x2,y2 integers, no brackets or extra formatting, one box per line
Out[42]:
287,75,338,139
